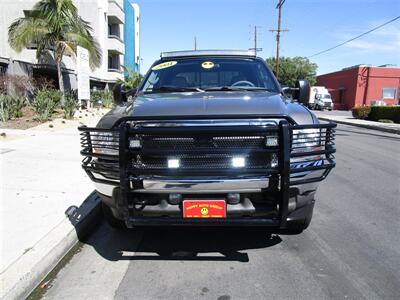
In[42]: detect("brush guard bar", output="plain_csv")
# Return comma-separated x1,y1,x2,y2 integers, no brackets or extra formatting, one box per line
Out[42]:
79,116,336,228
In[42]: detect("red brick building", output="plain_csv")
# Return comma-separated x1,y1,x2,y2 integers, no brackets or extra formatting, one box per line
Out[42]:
316,65,400,110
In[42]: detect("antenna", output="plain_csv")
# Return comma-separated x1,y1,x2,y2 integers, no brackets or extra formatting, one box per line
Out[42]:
194,36,197,50
249,25,263,54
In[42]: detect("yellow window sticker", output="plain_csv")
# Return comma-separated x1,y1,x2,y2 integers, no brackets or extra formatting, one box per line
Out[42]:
201,61,215,69
151,61,177,71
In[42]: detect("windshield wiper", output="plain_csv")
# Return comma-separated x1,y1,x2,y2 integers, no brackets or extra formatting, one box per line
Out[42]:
150,86,204,93
204,86,275,92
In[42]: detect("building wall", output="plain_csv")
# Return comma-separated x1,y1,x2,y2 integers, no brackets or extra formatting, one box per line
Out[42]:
0,0,126,90
124,0,140,72
317,66,400,110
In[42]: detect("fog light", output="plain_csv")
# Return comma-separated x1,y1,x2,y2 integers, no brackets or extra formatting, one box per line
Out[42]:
129,139,142,148
168,159,180,168
232,157,245,168
271,153,278,168
265,136,278,147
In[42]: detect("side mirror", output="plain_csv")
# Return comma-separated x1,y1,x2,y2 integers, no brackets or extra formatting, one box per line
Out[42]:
293,79,310,104
113,84,137,105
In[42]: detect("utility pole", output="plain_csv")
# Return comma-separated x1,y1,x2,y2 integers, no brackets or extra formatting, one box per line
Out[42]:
249,25,263,54
269,0,289,80
194,36,197,50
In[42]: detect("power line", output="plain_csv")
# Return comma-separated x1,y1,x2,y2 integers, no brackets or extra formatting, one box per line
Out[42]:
308,15,400,58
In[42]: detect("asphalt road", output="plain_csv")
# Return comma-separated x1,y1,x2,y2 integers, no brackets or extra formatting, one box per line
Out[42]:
41,124,400,300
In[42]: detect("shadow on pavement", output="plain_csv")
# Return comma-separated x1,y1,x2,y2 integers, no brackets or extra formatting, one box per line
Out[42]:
85,222,282,263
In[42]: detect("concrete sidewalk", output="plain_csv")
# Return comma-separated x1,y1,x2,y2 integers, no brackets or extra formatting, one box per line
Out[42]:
0,109,107,299
314,110,400,134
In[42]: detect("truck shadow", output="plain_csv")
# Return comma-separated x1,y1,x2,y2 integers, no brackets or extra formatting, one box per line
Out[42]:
84,221,282,263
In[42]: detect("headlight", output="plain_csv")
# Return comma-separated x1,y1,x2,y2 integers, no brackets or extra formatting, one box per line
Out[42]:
293,128,321,149
93,132,119,156
291,128,322,163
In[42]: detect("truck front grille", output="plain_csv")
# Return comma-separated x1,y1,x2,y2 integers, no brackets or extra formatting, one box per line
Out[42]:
141,136,266,150
133,153,277,170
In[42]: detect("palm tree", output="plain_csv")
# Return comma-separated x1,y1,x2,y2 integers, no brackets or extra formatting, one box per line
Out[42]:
8,0,102,101
117,66,142,90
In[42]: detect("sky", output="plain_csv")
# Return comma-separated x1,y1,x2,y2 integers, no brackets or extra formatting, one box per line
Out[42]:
132,0,400,75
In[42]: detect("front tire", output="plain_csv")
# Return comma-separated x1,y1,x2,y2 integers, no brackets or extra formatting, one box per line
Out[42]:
102,202,126,230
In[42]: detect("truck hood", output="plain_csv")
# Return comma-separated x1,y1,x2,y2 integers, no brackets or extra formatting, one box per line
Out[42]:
97,91,316,128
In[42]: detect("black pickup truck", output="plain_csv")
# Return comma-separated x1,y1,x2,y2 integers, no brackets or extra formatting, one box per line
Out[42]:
79,50,336,234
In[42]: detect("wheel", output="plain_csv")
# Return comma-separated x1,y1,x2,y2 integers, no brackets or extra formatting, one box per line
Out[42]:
278,220,309,235
102,202,126,230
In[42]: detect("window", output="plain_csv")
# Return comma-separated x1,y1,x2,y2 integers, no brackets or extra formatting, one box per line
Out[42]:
141,57,279,93
382,88,396,99
108,55,120,70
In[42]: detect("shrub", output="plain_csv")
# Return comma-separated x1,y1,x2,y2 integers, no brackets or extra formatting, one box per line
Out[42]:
62,93,79,119
10,95,26,118
90,90,113,108
0,94,26,121
0,74,31,96
378,119,394,123
352,106,371,119
0,94,12,122
368,106,400,124
32,89,61,122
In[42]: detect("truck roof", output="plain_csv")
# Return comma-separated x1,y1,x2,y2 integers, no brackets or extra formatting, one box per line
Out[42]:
160,50,257,59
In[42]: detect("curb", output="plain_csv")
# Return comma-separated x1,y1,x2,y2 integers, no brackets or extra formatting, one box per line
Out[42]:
318,117,400,135
0,192,102,300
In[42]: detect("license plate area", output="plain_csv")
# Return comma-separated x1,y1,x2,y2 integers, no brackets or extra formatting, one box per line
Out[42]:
183,200,226,218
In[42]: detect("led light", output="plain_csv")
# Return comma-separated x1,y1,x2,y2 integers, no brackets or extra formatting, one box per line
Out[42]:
232,157,245,168
168,159,180,169
271,153,279,168
265,136,278,147
129,139,142,148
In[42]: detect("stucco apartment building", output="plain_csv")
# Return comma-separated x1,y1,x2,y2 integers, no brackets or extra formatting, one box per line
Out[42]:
0,0,140,91
317,65,400,110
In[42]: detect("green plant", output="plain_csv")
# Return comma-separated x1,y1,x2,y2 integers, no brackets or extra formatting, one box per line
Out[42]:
32,89,61,122
61,94,79,119
10,95,26,118
0,94,12,122
368,106,400,124
266,56,318,85
352,106,371,119
8,0,101,102
117,66,142,89
0,94,26,121
378,119,394,123
90,90,113,108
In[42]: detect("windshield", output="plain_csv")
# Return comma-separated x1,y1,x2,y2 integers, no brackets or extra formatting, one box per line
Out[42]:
140,57,279,93
323,94,331,99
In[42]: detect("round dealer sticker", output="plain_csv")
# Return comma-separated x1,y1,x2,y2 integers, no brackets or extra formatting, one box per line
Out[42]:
152,61,177,71
201,61,215,69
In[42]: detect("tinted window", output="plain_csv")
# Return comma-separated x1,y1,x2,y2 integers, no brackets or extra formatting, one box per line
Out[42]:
141,58,279,93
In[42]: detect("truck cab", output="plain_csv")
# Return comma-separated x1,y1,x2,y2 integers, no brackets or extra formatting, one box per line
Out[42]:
79,50,336,234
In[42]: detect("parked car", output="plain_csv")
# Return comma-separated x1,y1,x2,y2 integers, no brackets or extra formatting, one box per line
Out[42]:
79,50,336,234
